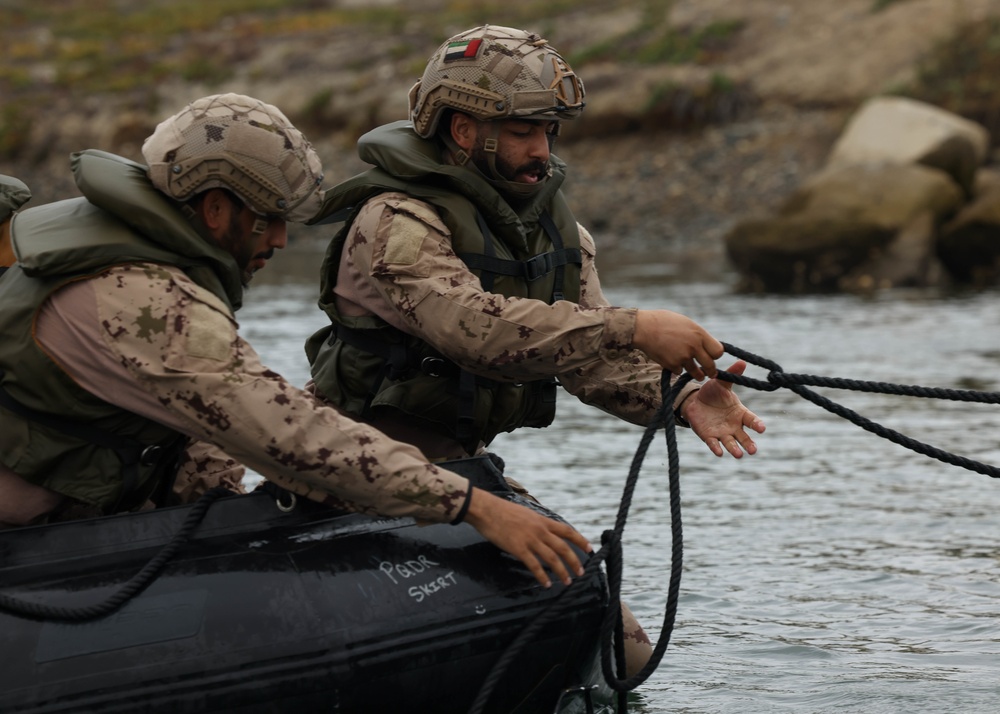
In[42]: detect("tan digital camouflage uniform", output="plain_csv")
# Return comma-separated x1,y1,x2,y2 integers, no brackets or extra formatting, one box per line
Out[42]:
27,262,472,523
332,191,678,678
332,192,698,437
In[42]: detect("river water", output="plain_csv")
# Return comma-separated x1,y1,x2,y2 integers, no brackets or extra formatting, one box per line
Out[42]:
240,241,1000,714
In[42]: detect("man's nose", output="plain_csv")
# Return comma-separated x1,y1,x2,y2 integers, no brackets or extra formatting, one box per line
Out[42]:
270,220,288,249
528,129,551,160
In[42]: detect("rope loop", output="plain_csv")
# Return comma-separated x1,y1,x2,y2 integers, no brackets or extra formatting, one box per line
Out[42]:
0,487,232,621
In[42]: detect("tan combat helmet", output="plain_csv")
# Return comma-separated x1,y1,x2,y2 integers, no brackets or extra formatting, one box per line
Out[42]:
143,93,324,224
408,25,585,138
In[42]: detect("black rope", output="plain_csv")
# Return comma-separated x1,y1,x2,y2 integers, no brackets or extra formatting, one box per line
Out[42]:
469,374,690,713
472,341,1000,713
4,342,995,707
597,375,689,698
718,342,1000,479
0,487,232,622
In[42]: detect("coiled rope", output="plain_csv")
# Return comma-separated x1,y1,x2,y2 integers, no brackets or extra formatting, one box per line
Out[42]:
0,487,232,621
472,342,1000,714
470,373,691,713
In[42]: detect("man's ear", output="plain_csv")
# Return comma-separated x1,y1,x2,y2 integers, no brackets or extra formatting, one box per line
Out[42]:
197,189,230,234
450,113,478,152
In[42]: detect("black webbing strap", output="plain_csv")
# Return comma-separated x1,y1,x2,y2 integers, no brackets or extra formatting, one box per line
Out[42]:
457,248,583,283
459,211,581,289
311,205,356,225
537,211,570,302
456,370,478,448
473,211,498,292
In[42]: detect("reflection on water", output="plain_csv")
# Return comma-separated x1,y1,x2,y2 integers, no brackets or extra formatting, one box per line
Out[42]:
243,241,1000,714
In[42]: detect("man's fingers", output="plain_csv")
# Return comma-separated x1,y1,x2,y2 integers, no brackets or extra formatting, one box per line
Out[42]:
683,358,705,381
535,547,572,587
697,344,720,379
725,359,748,375
533,526,589,586
524,556,553,589
464,488,595,589
744,408,766,434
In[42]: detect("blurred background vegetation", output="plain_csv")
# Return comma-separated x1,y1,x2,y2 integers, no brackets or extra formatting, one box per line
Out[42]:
7,0,1000,160
3,0,1000,257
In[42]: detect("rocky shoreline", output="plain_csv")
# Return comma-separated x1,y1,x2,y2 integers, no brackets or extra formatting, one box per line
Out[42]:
5,0,1000,286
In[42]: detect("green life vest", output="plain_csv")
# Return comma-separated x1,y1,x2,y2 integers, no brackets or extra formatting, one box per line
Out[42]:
0,150,245,513
306,122,582,453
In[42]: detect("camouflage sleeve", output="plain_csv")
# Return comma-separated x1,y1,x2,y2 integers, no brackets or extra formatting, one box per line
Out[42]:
558,224,701,427
343,194,640,382
172,440,247,503
54,264,472,522
345,196,697,426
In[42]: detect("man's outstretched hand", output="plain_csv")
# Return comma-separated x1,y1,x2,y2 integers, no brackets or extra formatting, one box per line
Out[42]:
682,360,766,458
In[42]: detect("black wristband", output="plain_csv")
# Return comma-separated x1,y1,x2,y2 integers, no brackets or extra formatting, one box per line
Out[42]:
450,487,473,525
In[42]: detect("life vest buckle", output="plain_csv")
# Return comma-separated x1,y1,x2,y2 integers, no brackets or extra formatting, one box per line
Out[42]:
139,445,163,466
523,252,555,281
421,357,448,377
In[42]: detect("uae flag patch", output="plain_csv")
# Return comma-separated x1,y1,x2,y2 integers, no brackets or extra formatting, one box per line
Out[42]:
443,38,483,62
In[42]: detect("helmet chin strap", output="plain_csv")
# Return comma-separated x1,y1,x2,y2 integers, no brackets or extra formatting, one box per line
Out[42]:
444,124,550,202
250,217,269,235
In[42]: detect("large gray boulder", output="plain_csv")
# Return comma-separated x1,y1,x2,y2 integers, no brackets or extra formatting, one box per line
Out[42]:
725,96,990,292
726,162,964,292
779,162,963,227
826,96,989,195
726,216,895,292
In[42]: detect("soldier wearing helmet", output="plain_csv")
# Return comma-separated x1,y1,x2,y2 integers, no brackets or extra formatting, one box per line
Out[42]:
0,94,592,591
307,26,766,674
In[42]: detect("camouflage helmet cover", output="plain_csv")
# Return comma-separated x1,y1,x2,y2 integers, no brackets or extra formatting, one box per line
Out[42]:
408,25,585,138
142,93,324,223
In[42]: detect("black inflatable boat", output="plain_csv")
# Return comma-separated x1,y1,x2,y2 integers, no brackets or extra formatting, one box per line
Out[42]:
0,457,613,713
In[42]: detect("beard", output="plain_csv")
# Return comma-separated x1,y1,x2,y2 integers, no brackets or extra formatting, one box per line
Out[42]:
216,210,271,288
241,247,274,289
469,140,549,185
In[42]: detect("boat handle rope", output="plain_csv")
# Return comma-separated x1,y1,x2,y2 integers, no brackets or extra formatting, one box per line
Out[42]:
470,341,1000,714
0,487,233,621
